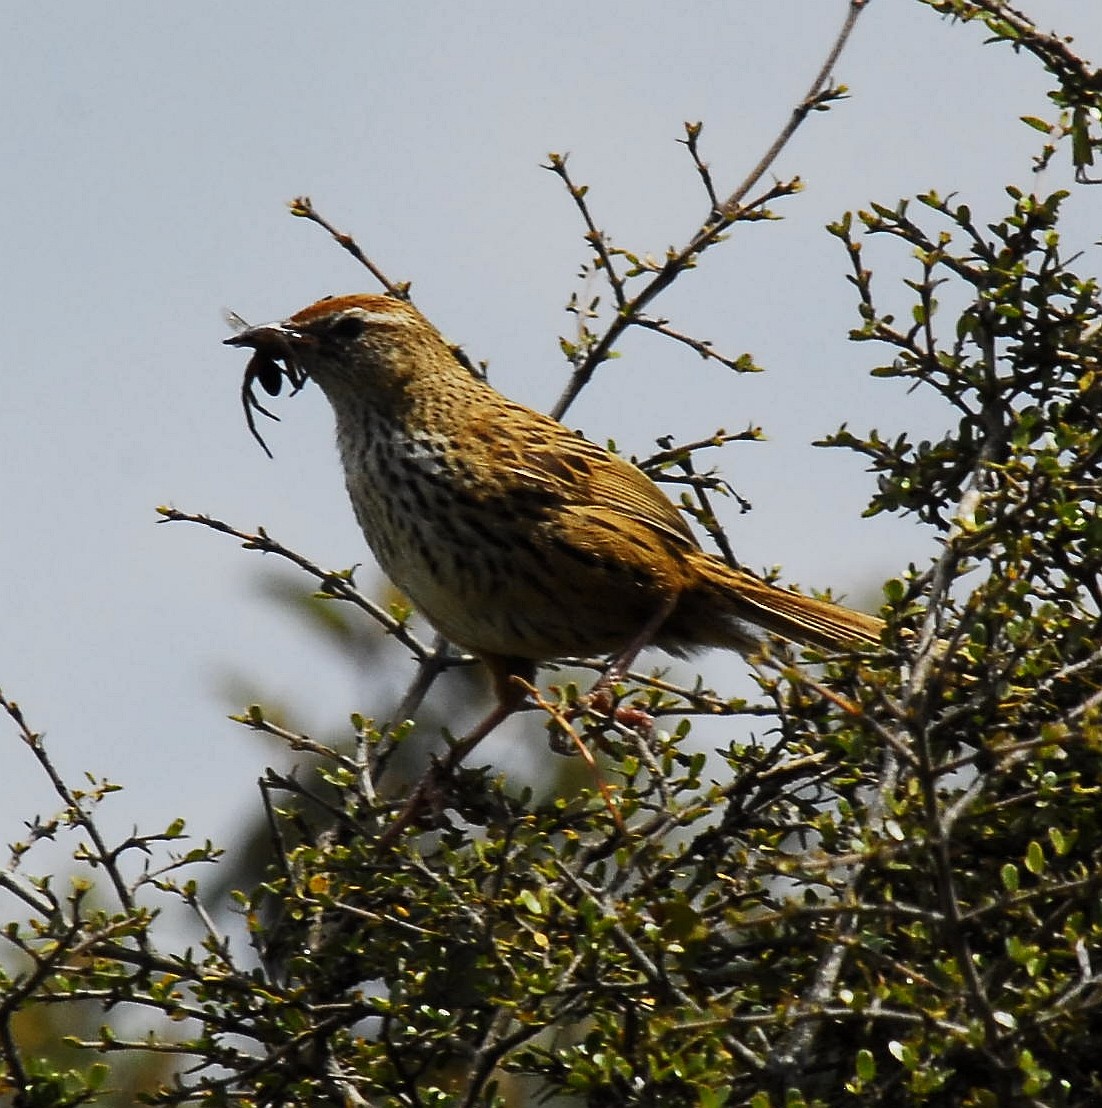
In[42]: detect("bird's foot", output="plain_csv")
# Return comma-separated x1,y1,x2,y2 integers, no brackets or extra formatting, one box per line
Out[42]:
546,683,656,755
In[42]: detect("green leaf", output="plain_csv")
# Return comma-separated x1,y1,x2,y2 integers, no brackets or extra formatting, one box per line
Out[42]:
1025,840,1045,876
516,888,544,916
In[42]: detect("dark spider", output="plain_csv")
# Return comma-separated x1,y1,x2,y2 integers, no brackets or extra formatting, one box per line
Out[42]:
225,316,308,458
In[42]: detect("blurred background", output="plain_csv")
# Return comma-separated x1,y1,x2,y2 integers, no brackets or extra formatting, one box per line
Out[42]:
2,2,1098,855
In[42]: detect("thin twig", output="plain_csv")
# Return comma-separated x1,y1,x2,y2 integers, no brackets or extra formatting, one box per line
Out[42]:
288,196,409,298
714,0,867,217
545,156,628,312
157,508,440,662
0,692,150,955
548,0,871,419
631,316,758,370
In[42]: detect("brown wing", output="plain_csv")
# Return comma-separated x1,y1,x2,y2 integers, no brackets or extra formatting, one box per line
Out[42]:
485,401,698,550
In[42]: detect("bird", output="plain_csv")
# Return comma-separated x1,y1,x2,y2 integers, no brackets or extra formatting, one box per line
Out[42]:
226,293,884,750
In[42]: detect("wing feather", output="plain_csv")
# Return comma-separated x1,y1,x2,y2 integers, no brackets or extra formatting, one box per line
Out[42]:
485,407,697,549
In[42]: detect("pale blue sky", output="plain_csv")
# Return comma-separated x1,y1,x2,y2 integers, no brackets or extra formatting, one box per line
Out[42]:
2,2,1098,853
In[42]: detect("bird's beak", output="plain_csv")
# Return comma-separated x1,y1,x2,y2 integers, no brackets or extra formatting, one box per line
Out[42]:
223,321,299,351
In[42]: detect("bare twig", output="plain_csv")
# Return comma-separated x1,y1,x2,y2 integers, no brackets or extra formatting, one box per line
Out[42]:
288,196,410,298
548,0,871,420
157,507,442,663
715,0,867,217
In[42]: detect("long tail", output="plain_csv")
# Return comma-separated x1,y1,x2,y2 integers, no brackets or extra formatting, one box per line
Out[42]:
673,551,885,653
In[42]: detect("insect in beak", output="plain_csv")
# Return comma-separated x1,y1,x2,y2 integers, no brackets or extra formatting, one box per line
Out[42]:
224,316,308,457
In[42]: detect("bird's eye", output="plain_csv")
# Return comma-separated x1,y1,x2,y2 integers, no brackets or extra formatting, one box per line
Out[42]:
328,315,366,341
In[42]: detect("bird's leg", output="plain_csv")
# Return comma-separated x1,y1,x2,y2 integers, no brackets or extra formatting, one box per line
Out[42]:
604,592,679,685
439,658,534,768
378,657,533,846
573,593,679,733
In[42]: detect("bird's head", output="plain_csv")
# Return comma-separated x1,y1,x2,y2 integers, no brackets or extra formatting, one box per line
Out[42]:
225,294,458,455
